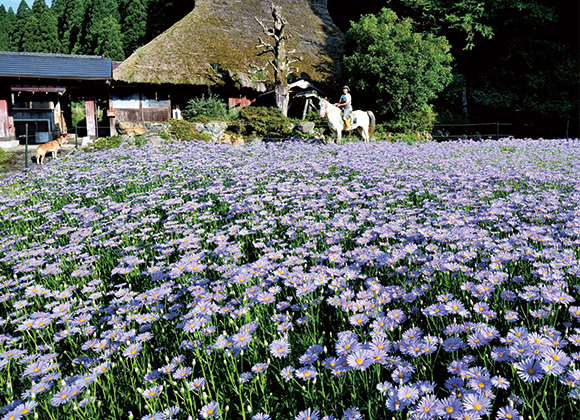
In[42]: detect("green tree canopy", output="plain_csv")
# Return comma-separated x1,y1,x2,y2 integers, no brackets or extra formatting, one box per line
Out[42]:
20,0,60,53
0,5,11,51
74,0,121,55
53,0,83,54
94,15,125,60
343,8,453,131
121,0,147,56
13,0,32,51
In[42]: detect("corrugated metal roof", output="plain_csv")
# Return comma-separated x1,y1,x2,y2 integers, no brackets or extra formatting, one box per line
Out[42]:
0,51,112,80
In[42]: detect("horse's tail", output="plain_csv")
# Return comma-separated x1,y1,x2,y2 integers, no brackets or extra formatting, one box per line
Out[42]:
366,111,376,139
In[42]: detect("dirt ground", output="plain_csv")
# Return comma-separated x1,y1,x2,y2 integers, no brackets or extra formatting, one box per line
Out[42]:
0,144,79,182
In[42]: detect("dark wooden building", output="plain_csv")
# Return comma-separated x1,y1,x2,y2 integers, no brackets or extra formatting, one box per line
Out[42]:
0,51,112,145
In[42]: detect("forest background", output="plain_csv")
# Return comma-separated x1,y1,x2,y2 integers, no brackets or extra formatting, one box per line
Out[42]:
0,0,578,138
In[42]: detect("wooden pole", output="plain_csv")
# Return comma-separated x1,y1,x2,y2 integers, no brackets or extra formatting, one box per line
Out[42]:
25,124,29,168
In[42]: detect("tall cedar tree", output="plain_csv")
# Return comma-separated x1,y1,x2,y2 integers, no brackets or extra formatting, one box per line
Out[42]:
74,0,121,56
52,0,83,54
0,5,11,51
13,0,31,51
121,0,147,56
94,15,125,60
21,0,60,53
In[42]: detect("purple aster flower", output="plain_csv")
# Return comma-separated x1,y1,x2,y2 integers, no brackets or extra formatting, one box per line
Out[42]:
144,370,161,382
462,392,491,416
442,337,465,352
295,366,317,381
269,339,291,358
239,372,253,383
141,413,164,420
280,366,295,381
496,406,522,420
516,358,544,382
491,375,510,389
187,377,206,391
251,414,272,420
199,401,219,418
349,313,369,326
142,385,163,399
172,366,193,380
376,381,393,395
416,394,437,419
251,363,269,374
444,376,464,391
346,350,371,370
435,396,463,419
342,407,362,420
50,385,80,406
397,384,420,404
122,342,142,358
294,407,320,420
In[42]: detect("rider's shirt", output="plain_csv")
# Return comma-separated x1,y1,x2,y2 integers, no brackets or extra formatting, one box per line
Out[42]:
339,93,352,118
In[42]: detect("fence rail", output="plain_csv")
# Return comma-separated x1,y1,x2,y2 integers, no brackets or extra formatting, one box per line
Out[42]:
432,122,514,140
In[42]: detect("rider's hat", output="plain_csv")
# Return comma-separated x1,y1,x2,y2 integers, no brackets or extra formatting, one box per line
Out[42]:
342,85,350,91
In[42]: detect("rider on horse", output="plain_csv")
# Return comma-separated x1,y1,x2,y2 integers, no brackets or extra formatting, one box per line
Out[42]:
334,86,352,131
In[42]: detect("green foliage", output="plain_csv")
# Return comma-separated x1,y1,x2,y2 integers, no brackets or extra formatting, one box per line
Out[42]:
53,0,83,54
74,0,122,56
343,8,453,133
13,0,32,51
229,106,293,138
20,0,60,53
94,16,125,60
386,0,557,50
168,119,212,142
0,6,11,51
121,0,147,56
0,148,10,171
182,94,230,122
84,134,149,152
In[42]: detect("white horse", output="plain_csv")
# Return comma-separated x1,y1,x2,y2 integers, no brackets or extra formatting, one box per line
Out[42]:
319,98,376,143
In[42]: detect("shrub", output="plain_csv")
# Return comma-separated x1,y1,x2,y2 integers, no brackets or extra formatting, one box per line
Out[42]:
168,119,212,142
0,148,11,170
380,106,438,134
182,94,230,122
343,8,453,128
230,106,293,138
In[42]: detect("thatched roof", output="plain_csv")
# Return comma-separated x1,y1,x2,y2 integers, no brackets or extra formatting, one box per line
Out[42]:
113,0,344,90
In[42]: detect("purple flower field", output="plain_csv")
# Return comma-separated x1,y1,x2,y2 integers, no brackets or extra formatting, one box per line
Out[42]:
0,139,579,420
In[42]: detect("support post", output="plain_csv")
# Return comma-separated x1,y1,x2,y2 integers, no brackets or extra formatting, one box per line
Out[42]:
25,124,29,168
85,95,97,139
0,85,14,142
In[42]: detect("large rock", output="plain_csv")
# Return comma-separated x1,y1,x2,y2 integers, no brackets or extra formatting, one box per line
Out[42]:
294,122,315,134
204,122,228,142
142,133,165,145
220,132,245,146
116,121,147,136
145,122,170,135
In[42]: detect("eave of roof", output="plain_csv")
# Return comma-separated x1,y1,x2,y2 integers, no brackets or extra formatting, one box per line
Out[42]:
0,51,112,80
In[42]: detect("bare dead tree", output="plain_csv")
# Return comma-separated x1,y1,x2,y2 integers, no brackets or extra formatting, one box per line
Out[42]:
255,3,301,116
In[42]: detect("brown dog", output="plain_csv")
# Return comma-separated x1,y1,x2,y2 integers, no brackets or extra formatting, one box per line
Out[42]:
36,134,68,165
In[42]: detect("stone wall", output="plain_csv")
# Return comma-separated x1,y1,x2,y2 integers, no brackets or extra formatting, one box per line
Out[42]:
115,120,317,145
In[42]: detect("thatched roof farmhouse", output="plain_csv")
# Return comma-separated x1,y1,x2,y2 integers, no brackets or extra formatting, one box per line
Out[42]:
113,0,344,91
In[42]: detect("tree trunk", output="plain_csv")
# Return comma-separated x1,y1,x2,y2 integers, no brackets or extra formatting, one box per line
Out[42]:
275,83,289,117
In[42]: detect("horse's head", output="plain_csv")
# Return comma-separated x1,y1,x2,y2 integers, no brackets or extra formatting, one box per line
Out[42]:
319,99,328,118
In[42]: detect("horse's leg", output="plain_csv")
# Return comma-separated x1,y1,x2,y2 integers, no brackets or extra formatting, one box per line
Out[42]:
359,127,368,142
